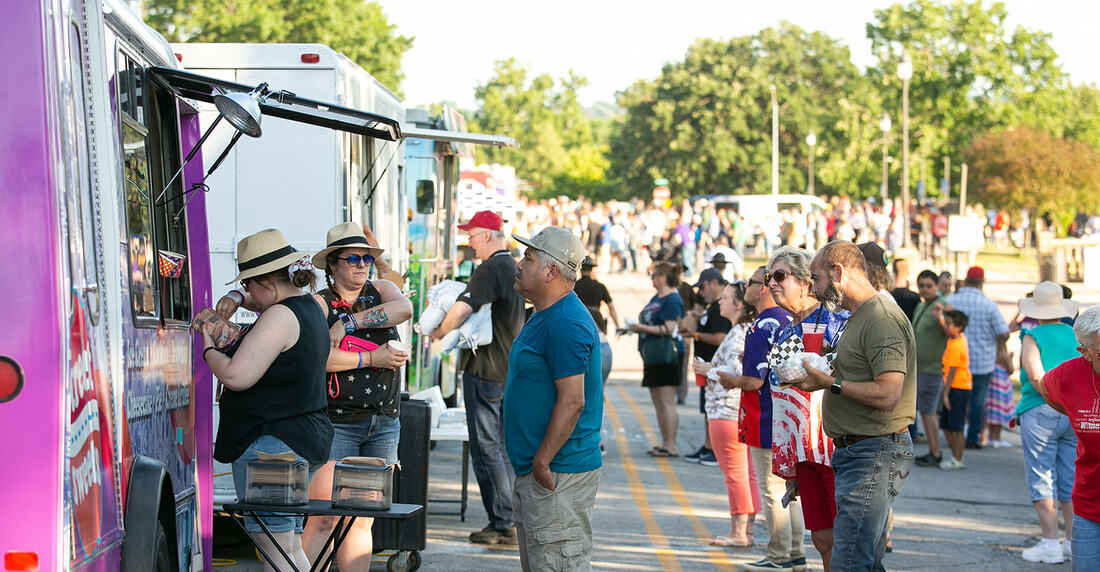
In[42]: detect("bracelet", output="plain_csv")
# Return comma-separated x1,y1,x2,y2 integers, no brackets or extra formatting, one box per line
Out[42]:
368,350,373,368
349,313,359,331
357,352,363,370
203,346,217,362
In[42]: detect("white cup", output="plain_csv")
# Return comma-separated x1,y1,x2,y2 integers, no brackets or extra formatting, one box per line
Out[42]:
388,340,410,353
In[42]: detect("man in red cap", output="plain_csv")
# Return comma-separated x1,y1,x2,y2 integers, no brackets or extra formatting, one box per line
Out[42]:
430,210,526,544
946,266,1009,449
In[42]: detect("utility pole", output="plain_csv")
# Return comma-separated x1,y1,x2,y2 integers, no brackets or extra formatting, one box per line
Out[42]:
771,84,779,196
943,156,951,202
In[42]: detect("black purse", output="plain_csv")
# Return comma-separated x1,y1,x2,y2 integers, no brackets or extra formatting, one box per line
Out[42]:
639,325,679,366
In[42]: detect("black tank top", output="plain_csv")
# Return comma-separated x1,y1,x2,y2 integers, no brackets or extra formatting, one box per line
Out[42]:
320,283,401,422
214,295,334,466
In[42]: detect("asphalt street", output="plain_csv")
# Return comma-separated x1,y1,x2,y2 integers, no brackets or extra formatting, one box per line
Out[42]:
216,260,1098,571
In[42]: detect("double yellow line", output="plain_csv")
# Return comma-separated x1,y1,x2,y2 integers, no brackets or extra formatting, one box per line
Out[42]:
606,384,736,571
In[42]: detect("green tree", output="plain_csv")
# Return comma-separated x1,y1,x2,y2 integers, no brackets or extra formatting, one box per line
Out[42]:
866,0,1098,194
610,23,881,200
144,0,413,92
472,59,605,196
967,127,1100,228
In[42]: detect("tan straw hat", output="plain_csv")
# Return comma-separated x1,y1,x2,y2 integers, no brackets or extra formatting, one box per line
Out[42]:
228,228,307,284
311,222,385,270
1019,281,1079,320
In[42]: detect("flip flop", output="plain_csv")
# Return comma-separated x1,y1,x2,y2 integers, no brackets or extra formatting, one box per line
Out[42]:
648,447,678,457
709,535,753,547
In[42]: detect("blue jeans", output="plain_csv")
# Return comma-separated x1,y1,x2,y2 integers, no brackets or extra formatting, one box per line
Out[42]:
831,433,913,572
1073,514,1100,572
330,414,400,465
966,372,992,444
1020,404,1077,502
231,435,318,533
463,372,516,529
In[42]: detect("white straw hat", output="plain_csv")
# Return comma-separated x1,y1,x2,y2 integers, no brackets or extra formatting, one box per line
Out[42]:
311,222,385,270
1019,281,1078,320
228,229,307,284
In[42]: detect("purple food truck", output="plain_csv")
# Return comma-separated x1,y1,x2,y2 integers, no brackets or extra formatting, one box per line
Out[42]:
0,1,401,570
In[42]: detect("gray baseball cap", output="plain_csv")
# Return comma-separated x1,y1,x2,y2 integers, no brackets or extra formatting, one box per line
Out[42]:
513,226,586,273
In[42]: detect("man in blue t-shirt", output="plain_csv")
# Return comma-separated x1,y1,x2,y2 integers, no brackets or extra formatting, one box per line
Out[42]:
507,226,603,571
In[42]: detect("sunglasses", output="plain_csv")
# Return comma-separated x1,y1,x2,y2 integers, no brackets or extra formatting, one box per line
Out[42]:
731,281,747,296
765,269,793,284
338,254,375,267
747,278,765,287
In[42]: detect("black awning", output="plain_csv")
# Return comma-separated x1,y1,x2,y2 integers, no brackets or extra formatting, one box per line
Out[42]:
148,66,401,141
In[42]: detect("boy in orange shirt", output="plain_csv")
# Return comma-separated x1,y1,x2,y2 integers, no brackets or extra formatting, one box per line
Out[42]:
939,310,972,470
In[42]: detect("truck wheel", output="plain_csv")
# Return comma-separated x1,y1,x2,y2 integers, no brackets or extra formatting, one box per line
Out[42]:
152,521,172,572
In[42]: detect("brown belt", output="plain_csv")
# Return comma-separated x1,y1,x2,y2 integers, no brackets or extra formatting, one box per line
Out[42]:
832,429,908,449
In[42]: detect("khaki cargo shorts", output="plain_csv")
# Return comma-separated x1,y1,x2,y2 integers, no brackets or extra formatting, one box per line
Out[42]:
514,468,600,571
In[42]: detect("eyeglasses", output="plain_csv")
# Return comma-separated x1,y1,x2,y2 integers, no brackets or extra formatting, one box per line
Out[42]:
338,254,375,267
240,278,253,293
765,269,793,284
468,231,489,242
747,278,765,287
731,281,747,296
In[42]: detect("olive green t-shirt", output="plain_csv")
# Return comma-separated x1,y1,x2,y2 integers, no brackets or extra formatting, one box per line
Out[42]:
912,296,948,374
823,294,917,437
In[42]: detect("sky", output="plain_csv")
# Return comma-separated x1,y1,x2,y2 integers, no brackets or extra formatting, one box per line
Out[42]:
375,0,1099,110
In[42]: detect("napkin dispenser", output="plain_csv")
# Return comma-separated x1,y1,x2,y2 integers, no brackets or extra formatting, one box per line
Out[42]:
244,451,309,505
331,456,393,510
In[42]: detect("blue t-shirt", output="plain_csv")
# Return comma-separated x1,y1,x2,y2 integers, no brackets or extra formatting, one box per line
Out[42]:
504,291,604,476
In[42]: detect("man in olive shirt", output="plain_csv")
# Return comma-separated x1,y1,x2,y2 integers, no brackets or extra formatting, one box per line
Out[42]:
796,241,916,572
912,269,951,466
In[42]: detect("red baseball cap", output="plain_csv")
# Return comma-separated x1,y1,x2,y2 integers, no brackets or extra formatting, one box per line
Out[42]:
457,210,502,231
966,266,985,280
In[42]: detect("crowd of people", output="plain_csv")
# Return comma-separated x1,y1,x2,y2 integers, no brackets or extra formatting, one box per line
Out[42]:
196,194,1100,571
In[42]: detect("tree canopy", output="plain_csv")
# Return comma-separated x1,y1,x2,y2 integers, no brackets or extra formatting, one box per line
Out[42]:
967,128,1100,228
609,22,881,200
144,0,413,92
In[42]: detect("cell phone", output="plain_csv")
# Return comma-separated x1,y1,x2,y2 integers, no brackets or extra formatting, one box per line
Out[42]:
781,480,799,508
694,356,706,363
191,308,241,349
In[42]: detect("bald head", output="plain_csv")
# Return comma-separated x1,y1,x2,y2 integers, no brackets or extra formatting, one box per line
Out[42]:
816,241,867,277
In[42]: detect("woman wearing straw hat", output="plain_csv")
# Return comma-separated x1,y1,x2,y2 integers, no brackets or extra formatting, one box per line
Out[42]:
301,222,413,569
1016,281,1080,564
205,228,334,570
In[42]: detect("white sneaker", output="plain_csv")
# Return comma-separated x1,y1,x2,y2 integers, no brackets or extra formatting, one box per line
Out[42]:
939,457,965,470
1022,539,1064,563
1063,539,1072,559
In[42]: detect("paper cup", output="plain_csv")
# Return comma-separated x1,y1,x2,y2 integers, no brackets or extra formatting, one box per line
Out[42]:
388,340,410,353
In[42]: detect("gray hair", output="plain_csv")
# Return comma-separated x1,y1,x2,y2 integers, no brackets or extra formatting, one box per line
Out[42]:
767,245,813,282
1074,305,1100,346
488,229,506,240
535,249,578,282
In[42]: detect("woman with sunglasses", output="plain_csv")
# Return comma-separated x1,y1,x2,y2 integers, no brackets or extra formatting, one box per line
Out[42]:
691,281,761,548
205,229,333,570
764,246,850,572
303,221,413,568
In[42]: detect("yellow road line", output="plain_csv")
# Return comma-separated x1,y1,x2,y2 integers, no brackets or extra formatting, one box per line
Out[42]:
605,396,683,571
615,385,736,571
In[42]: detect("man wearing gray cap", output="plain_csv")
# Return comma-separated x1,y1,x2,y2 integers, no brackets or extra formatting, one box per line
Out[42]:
506,226,604,571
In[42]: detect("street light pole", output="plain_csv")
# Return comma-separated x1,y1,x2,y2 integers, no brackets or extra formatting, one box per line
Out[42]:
771,84,779,196
806,131,816,195
880,112,891,205
898,51,913,247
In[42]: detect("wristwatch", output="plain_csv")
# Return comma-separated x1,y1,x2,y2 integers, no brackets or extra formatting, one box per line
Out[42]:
830,378,843,395
339,312,356,333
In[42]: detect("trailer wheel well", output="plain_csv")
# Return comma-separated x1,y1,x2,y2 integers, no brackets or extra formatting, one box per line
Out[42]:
120,455,179,572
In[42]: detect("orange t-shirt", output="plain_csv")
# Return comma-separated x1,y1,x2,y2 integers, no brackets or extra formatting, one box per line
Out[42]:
942,335,972,390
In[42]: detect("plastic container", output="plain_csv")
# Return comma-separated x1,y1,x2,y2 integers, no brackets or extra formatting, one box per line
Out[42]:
331,458,394,510
244,457,309,505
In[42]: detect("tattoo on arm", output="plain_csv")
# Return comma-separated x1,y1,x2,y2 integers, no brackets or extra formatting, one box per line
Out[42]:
359,306,389,328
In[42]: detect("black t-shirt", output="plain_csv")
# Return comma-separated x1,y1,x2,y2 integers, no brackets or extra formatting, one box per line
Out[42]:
695,301,732,361
215,295,334,466
890,287,922,321
319,284,401,422
574,275,612,333
459,250,525,383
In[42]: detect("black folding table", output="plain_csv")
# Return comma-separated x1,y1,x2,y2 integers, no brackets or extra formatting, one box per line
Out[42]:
223,500,422,572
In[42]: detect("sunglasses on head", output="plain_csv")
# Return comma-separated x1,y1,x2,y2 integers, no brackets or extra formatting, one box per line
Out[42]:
731,281,747,296
338,254,375,267
765,269,793,284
